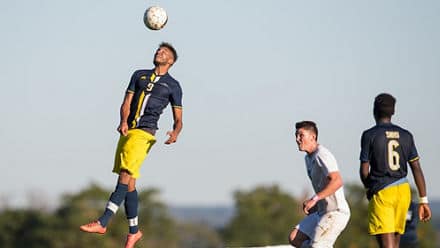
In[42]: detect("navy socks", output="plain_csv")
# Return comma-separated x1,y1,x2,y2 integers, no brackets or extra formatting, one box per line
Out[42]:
96,183,140,234
124,190,139,234
98,183,128,227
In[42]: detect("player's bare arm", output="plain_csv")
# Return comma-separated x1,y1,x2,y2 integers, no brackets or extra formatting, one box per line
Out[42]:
165,107,182,144
117,92,134,136
409,159,432,222
303,171,343,215
360,161,370,188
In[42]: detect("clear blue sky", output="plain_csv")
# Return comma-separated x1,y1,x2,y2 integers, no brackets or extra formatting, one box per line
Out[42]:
1,0,439,207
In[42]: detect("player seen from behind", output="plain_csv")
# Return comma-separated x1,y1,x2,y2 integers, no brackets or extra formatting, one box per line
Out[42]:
359,93,431,248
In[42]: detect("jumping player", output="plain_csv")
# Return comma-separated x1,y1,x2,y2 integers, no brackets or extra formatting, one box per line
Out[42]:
289,121,350,247
359,93,431,248
80,42,183,248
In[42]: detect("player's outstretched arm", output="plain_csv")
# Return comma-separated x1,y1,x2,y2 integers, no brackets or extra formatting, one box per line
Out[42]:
165,107,182,144
409,159,432,222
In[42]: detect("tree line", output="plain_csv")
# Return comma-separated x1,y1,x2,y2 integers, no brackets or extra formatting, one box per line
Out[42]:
0,183,436,247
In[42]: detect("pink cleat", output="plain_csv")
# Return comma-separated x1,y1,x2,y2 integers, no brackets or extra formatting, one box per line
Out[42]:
125,230,143,248
79,221,107,234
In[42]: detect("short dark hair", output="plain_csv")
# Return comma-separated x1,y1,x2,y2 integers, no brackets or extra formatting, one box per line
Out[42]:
295,121,318,140
374,93,396,119
159,42,178,63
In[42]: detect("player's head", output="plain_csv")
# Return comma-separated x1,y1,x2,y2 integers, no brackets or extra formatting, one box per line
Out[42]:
154,42,178,67
295,121,318,153
373,93,396,120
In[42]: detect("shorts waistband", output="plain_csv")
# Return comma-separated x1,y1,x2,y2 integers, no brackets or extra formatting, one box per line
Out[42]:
136,127,156,136
384,178,408,189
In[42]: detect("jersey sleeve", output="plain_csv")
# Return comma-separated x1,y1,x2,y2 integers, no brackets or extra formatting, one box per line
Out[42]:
359,131,370,162
126,70,139,93
408,133,419,162
317,149,339,173
170,83,183,108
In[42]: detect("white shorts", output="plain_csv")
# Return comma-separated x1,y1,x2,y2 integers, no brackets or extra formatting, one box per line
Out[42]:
296,210,350,248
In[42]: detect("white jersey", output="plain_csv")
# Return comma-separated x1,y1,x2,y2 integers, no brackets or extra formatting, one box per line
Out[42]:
304,145,350,215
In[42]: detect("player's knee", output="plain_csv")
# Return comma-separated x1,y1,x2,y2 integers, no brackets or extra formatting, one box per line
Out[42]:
288,229,302,247
290,239,305,247
119,170,132,184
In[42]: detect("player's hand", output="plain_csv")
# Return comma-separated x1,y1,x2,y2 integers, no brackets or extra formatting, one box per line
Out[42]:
117,122,129,136
165,130,178,145
418,203,432,222
303,198,318,215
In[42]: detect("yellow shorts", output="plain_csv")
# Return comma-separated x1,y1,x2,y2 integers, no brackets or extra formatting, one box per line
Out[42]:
112,129,156,179
368,182,411,235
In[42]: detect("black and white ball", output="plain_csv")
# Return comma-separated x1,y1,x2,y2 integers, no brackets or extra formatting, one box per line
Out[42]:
144,6,168,30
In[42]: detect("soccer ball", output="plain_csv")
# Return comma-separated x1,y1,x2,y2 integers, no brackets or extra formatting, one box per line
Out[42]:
144,6,168,30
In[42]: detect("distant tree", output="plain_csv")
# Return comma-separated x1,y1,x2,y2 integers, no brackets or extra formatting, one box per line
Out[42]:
176,222,223,248
54,183,123,248
222,184,301,247
137,188,179,248
55,183,180,248
417,221,438,248
0,183,181,248
0,209,57,248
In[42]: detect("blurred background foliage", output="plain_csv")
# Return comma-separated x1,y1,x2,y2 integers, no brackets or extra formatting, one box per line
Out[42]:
0,183,436,247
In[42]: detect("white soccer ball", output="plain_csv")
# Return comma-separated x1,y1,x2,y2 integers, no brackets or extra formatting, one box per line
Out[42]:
144,6,168,30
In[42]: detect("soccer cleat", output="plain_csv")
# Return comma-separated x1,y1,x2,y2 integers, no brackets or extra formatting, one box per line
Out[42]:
125,230,143,248
79,221,107,234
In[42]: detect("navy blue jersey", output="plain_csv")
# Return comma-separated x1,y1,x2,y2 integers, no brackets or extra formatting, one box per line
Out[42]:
126,69,182,131
360,123,419,198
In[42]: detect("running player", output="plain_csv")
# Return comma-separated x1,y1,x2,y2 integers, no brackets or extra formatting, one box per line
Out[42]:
80,42,183,248
289,121,350,247
359,93,431,248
